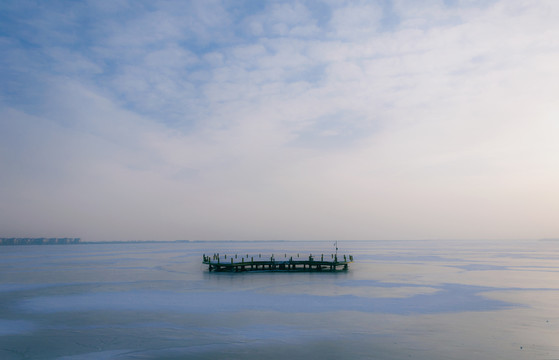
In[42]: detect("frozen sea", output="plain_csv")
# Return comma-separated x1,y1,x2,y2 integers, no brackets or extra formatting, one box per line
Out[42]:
1,240,558,359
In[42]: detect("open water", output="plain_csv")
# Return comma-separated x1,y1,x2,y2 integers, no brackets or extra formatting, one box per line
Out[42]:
1,240,558,359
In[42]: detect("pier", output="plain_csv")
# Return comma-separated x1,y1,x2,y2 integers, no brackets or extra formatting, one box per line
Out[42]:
203,253,354,272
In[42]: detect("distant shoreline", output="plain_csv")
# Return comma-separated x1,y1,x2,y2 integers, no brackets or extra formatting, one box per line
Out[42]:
2,238,553,246
0,238,295,246
0,237,81,246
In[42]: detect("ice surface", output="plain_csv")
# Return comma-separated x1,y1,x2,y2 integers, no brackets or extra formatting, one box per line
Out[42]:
1,240,559,359
0,319,35,335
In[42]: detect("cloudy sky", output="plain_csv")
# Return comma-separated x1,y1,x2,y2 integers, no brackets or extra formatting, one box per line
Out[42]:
1,0,558,241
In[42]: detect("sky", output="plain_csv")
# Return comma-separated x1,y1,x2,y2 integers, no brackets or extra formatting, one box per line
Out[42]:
1,0,558,242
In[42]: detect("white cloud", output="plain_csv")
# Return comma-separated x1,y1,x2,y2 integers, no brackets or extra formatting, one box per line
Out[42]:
1,0,559,240
244,2,318,38
328,2,383,39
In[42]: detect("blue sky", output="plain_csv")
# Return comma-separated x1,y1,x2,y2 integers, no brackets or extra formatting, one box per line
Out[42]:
1,0,559,241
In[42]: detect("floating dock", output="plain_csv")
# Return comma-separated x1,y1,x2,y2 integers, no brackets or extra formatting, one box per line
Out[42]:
203,253,354,272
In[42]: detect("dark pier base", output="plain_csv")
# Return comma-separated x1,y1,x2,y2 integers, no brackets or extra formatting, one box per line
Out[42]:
203,254,353,272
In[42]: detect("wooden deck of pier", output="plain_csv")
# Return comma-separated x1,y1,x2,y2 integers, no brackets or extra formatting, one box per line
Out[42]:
203,253,354,272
